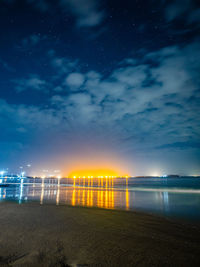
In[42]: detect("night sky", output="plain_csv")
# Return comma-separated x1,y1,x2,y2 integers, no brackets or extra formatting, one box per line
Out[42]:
0,0,200,176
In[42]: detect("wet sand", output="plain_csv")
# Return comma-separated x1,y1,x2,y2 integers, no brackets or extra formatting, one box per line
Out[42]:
0,202,200,266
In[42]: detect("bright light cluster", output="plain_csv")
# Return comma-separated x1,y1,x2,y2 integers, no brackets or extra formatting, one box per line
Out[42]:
68,169,129,179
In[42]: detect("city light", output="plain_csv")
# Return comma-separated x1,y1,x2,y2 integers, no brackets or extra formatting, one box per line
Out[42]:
151,172,161,177
68,168,127,178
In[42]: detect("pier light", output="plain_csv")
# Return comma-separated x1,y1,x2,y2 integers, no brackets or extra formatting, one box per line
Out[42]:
73,176,76,179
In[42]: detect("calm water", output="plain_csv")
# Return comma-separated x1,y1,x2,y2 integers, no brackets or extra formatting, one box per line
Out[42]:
1,177,200,221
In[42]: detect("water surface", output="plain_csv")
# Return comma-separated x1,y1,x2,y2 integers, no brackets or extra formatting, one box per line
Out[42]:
1,177,200,221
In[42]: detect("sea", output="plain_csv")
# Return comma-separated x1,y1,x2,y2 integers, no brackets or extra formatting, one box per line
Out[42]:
1,177,200,222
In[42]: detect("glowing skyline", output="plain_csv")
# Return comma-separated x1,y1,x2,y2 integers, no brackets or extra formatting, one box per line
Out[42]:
68,168,128,178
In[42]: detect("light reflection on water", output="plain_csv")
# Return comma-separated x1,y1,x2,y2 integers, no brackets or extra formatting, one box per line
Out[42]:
1,177,200,221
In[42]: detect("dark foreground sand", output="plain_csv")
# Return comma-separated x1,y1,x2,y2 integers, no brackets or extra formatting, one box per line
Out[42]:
0,202,200,267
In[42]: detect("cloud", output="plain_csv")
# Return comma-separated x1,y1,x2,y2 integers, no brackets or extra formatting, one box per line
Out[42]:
13,75,47,92
65,72,85,89
60,0,105,27
165,0,191,21
70,40,199,151
21,34,46,47
51,92,100,124
3,0,105,27
0,98,62,132
0,58,15,72
49,50,79,75
165,0,200,25
67,93,100,122
111,65,148,88
1,39,200,167
45,40,198,159
156,141,200,150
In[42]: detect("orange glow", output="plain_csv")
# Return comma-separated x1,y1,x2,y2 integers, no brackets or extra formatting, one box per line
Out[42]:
60,151,132,178
68,168,129,178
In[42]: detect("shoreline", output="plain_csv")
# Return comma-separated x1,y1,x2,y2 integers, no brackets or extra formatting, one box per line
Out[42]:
0,201,200,266
2,198,200,225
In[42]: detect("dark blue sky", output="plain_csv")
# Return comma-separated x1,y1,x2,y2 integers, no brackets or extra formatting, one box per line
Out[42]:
0,0,200,176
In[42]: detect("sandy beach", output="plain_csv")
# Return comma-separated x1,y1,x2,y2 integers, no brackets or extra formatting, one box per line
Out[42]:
0,202,200,266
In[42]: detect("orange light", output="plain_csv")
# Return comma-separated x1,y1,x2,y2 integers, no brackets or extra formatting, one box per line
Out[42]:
68,168,130,179
68,168,121,178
